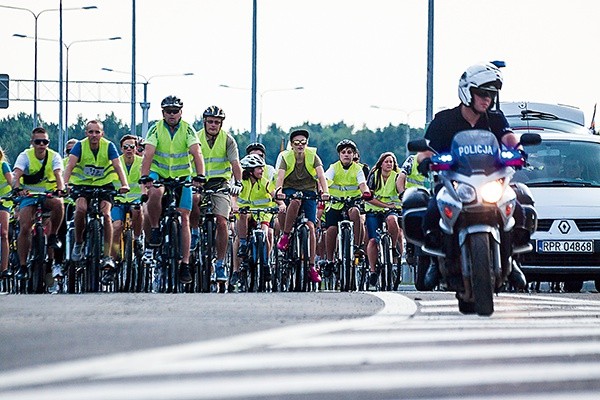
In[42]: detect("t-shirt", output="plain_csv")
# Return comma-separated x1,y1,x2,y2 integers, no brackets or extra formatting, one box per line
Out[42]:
279,153,323,192
69,141,119,161
424,105,512,153
14,149,63,174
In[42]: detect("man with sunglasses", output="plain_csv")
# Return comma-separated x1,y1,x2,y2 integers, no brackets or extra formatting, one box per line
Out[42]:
12,127,66,281
190,105,242,284
64,120,130,285
275,129,330,283
110,135,144,264
416,62,527,290
140,95,205,284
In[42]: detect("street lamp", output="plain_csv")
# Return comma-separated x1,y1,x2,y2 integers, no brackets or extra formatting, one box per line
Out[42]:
13,35,121,155
101,68,194,138
2,4,97,129
219,84,304,143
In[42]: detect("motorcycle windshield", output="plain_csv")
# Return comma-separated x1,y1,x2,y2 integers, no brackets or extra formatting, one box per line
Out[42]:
450,130,502,176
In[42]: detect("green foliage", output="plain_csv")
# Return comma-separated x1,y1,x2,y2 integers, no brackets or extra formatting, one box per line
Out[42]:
1,112,425,170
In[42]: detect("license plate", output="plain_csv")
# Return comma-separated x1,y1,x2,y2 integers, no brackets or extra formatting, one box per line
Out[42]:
537,240,594,253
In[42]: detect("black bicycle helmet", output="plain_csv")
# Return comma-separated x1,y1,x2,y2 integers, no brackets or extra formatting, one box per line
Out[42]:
203,105,226,120
336,139,358,153
161,95,183,109
246,142,266,155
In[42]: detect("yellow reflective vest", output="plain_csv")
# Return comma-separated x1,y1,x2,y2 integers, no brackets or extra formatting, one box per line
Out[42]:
327,161,362,210
20,148,59,192
282,147,318,180
237,176,276,209
365,170,401,212
115,154,143,202
198,128,232,180
149,120,196,178
69,138,116,186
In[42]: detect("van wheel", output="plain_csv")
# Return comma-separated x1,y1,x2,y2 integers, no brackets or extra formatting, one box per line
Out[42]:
594,279,600,292
564,280,584,293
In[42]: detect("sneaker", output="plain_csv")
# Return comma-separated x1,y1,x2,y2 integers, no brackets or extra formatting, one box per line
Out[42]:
190,231,199,251
263,266,272,281
16,265,29,280
309,265,321,283
47,234,62,250
237,242,248,257
52,264,64,280
101,256,116,271
179,263,193,284
101,268,115,285
230,270,240,286
72,242,84,262
1,269,13,279
277,233,290,251
215,265,228,282
368,272,379,291
149,228,162,248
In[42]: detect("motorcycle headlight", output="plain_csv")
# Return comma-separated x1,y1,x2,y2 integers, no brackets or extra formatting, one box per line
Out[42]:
456,183,477,203
481,180,504,203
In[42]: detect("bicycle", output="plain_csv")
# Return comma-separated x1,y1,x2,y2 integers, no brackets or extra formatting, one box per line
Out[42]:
277,191,320,293
12,192,60,294
327,196,364,292
195,186,230,293
0,196,19,294
371,208,401,291
235,207,279,293
66,186,117,293
113,199,144,292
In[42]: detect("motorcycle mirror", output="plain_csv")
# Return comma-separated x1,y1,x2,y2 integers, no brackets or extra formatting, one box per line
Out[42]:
519,133,542,146
407,138,434,153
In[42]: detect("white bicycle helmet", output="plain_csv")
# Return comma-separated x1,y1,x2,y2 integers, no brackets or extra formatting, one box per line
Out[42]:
240,154,265,170
458,63,503,107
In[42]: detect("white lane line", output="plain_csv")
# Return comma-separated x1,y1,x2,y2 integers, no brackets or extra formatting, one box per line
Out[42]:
2,362,600,400
0,292,415,391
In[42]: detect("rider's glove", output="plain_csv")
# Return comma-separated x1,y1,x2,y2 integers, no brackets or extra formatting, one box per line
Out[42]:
362,191,373,201
139,175,153,184
518,149,528,162
417,157,433,176
230,180,243,196
192,174,207,184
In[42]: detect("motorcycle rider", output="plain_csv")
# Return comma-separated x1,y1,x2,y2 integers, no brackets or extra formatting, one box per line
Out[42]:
416,62,528,290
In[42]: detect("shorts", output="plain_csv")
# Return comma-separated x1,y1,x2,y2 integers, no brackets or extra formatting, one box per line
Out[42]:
111,202,141,222
149,172,192,211
283,188,317,224
365,210,398,243
203,192,231,218
324,208,347,229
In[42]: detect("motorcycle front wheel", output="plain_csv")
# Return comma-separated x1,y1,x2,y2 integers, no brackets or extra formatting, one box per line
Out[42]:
467,232,495,316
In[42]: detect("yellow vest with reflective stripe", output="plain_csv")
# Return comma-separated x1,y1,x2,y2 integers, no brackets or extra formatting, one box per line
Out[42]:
327,161,362,210
70,138,116,186
405,155,427,189
282,147,317,180
115,154,143,202
198,129,231,180
150,120,195,178
237,176,275,209
365,170,401,212
21,148,58,192
0,162,12,207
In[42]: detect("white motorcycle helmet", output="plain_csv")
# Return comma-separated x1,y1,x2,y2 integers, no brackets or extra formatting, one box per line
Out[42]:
458,63,503,107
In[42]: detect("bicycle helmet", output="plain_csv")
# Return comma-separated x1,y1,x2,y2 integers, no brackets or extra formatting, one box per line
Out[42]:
161,95,183,109
240,154,266,170
203,105,226,120
336,139,358,153
246,142,266,156
458,63,503,107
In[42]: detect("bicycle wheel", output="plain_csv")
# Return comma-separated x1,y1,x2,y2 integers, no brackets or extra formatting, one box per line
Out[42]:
339,226,353,292
134,238,145,293
29,225,46,294
200,219,214,293
121,229,134,292
86,218,103,293
254,233,266,292
294,225,309,292
165,218,180,294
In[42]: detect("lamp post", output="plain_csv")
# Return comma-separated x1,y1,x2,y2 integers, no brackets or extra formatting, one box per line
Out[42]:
101,68,194,138
2,4,97,129
13,35,121,154
219,84,304,143
371,105,424,150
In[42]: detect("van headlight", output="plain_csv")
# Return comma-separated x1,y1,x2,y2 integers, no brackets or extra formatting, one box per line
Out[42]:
456,183,477,203
481,180,504,203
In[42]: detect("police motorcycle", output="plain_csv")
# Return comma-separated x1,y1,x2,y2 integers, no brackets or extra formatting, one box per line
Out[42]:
402,129,541,316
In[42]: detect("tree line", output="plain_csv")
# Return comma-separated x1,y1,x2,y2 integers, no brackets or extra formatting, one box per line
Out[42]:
0,112,425,169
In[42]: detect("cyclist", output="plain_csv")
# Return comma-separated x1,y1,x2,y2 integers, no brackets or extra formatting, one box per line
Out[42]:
12,127,66,281
63,120,130,284
0,146,13,279
364,152,404,291
246,142,276,182
192,105,242,283
140,95,205,285
275,129,330,283
111,135,144,263
231,154,282,285
321,139,371,278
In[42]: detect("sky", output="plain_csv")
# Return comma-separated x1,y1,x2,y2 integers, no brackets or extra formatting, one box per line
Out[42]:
1,0,599,136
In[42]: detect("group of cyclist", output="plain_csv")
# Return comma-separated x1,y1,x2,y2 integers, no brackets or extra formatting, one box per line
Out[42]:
1,61,533,293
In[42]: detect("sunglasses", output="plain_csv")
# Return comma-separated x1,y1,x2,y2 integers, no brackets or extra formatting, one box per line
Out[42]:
292,139,307,146
33,139,49,145
163,108,181,115
123,144,136,150
472,88,497,99
205,119,222,125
